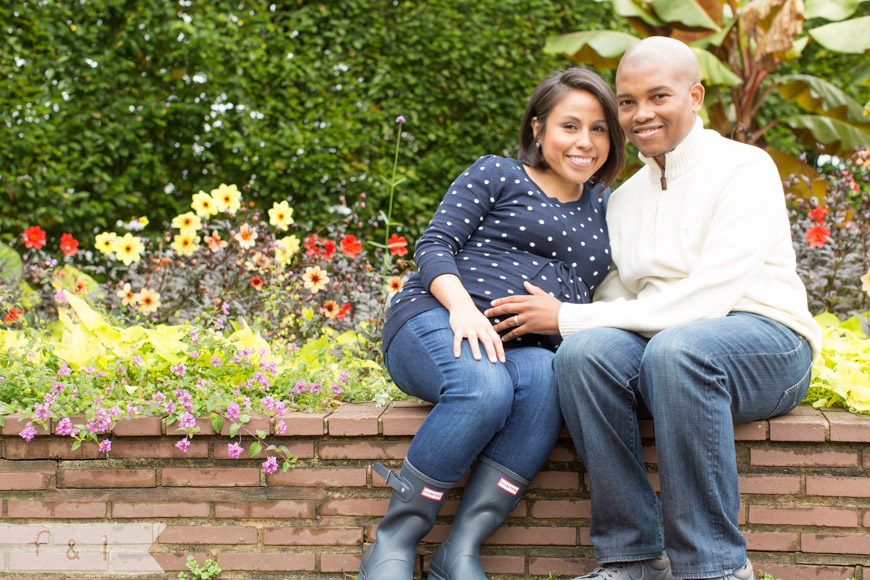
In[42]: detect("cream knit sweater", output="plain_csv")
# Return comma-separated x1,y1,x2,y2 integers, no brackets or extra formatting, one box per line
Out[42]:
558,118,821,357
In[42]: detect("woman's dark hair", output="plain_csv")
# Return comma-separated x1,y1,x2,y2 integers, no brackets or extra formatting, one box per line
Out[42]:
518,67,626,189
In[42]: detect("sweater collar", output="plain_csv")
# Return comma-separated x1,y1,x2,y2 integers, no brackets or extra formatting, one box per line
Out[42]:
639,116,706,183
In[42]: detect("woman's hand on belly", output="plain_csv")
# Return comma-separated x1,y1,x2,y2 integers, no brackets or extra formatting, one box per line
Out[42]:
448,303,506,363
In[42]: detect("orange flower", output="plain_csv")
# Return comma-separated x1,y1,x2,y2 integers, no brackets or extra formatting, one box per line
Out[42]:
322,300,339,319
388,233,408,256
59,233,79,256
134,288,161,314
205,230,228,252
324,239,336,260
340,234,363,259
302,266,330,294
861,268,870,296
386,276,404,295
251,276,264,291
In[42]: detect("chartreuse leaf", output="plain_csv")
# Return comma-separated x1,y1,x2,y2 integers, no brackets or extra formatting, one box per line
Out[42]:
805,313,870,414
650,0,721,30
544,30,640,69
144,325,188,364
782,114,870,156
804,0,870,21
809,16,870,53
776,74,867,123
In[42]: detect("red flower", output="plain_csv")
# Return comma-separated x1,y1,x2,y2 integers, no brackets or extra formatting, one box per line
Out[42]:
336,303,351,321
59,233,79,256
807,206,828,223
304,234,321,257
21,226,46,250
3,308,24,324
323,239,336,260
388,233,408,256
340,234,363,259
804,225,831,248
250,276,264,291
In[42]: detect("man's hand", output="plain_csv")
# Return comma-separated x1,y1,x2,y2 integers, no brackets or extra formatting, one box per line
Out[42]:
485,281,562,341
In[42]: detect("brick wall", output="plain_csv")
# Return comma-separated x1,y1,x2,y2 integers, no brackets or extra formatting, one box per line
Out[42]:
0,403,868,580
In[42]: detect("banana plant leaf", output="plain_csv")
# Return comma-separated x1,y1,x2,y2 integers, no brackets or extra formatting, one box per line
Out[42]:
543,30,640,68
809,16,870,53
691,47,743,86
782,114,870,156
610,0,665,26
776,74,867,123
650,0,721,30
804,0,870,21
765,147,828,202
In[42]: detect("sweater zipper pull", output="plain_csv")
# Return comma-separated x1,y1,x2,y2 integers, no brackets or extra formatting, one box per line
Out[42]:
660,168,667,190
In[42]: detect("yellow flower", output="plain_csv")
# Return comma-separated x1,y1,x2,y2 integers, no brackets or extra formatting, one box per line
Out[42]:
116,282,135,306
134,288,161,314
211,183,242,214
171,212,203,233
191,190,219,218
138,216,149,226
234,223,258,249
275,235,300,266
861,268,870,296
302,265,330,294
268,200,294,231
171,232,200,257
112,233,144,265
94,232,118,255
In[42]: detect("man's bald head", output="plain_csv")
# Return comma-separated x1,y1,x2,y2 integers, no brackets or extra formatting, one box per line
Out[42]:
614,36,705,163
618,36,701,89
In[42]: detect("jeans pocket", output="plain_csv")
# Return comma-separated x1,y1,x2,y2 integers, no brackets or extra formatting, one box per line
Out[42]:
765,362,812,419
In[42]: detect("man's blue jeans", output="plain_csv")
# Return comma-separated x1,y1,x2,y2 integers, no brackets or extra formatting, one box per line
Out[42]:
384,307,563,483
554,312,813,579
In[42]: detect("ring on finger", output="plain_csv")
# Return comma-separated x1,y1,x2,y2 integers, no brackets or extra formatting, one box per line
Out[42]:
513,315,520,327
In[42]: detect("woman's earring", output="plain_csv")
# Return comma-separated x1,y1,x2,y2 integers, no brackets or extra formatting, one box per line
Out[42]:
535,142,541,148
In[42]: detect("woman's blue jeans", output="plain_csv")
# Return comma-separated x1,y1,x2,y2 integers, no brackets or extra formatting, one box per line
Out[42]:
384,307,563,483
554,312,813,579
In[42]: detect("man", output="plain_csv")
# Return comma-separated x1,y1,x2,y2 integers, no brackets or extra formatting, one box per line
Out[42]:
485,37,820,580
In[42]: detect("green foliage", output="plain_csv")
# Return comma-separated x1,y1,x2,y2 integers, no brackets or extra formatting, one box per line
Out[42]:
178,556,221,580
1,0,615,244
544,0,870,156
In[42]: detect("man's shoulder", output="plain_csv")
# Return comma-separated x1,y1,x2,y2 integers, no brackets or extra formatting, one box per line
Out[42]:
703,128,773,165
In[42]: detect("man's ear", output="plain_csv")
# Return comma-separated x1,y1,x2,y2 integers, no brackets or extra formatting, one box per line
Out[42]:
690,83,705,114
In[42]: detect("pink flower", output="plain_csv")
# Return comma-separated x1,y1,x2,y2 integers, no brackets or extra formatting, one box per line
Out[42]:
98,439,112,453
262,456,278,474
227,442,244,459
179,412,196,429
56,417,74,436
226,402,240,421
19,423,37,442
395,115,406,124
276,420,287,435
171,362,186,377
175,438,191,452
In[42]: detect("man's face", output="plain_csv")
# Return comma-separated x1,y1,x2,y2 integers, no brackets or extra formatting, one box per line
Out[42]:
615,59,703,161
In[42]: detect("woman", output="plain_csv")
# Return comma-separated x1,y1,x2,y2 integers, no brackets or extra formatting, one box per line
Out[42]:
358,67,626,580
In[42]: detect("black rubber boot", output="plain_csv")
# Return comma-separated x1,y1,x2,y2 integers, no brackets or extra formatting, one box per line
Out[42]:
428,457,530,580
357,459,453,580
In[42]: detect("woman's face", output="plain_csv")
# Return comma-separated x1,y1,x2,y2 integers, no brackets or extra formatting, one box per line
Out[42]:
532,89,610,187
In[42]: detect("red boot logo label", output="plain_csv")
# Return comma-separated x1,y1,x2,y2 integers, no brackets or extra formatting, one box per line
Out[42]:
497,478,520,495
420,487,444,501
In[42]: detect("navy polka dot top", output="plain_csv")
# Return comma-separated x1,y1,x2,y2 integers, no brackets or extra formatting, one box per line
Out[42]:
382,155,612,352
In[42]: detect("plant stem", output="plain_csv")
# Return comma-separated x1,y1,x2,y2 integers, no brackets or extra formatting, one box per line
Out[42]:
383,125,403,271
